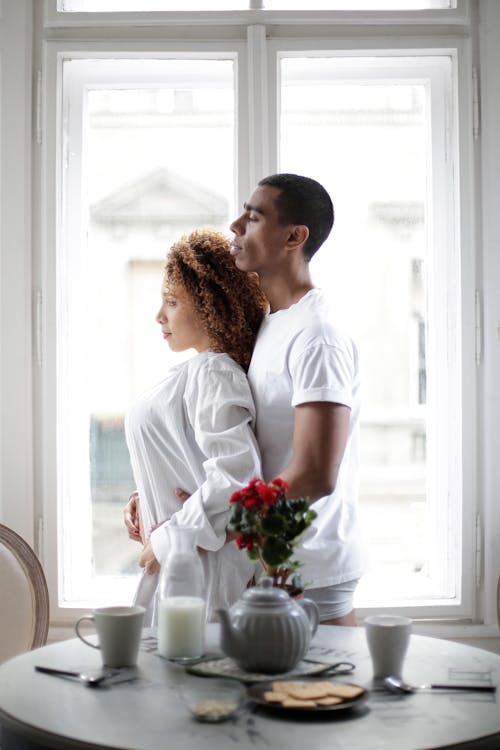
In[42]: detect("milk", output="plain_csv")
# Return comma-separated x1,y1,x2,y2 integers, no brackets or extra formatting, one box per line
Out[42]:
158,596,205,660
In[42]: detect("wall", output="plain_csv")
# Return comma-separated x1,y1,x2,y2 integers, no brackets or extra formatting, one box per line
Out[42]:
0,0,34,543
478,0,500,627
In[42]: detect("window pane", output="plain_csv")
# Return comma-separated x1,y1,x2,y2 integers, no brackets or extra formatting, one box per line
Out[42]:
59,0,453,10
279,56,452,604
60,1,250,10
61,59,235,603
266,1,452,8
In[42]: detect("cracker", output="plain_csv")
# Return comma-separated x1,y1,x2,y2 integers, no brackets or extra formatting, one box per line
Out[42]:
271,681,298,693
315,696,343,706
271,680,335,697
326,683,364,699
266,680,364,707
292,680,338,693
263,691,288,703
281,698,317,708
286,684,332,700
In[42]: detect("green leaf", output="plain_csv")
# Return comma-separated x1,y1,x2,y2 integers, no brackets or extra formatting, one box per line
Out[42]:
228,503,243,524
262,537,293,566
261,512,287,536
290,572,304,591
290,498,309,513
290,518,306,537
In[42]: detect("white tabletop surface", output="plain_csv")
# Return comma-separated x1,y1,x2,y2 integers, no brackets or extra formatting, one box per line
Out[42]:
0,624,499,750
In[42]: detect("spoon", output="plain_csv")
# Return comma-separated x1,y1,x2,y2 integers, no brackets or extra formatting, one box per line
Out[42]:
384,675,496,694
35,665,119,686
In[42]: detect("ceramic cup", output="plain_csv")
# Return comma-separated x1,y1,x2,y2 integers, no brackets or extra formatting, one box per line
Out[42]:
365,614,412,680
75,605,145,667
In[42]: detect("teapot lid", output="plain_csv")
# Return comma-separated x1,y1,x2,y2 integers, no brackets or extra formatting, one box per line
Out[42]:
241,576,291,604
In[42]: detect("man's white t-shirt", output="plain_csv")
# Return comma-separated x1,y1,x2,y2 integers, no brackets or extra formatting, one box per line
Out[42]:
247,288,365,589
125,350,260,618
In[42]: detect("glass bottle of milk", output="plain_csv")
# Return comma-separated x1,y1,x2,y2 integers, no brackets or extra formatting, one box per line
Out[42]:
157,525,206,661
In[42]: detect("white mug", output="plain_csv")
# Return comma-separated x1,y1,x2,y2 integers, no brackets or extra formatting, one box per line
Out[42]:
365,614,412,680
75,605,145,668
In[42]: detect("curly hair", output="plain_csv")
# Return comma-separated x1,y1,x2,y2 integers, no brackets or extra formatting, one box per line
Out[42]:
164,229,268,371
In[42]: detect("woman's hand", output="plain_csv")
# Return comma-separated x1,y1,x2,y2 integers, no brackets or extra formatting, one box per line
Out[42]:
175,487,190,503
123,491,141,542
139,542,160,575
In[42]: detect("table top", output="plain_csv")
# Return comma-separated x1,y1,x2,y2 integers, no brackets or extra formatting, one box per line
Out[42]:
0,625,499,750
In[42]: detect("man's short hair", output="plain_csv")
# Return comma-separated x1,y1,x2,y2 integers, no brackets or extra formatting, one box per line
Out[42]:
258,173,334,260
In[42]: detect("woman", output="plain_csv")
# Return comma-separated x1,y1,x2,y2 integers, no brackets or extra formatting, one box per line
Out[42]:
124,229,267,621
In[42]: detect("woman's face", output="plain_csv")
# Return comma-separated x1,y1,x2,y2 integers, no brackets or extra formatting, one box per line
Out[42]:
156,282,211,353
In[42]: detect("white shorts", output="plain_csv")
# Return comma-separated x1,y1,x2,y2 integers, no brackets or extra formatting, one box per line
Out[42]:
305,579,359,621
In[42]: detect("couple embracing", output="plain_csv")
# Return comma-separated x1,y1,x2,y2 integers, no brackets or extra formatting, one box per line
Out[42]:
124,173,364,627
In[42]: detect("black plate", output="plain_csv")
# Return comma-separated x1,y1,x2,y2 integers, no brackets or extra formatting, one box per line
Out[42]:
247,681,368,714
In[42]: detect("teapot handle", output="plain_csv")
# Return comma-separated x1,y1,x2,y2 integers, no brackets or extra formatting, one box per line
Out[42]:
299,597,320,636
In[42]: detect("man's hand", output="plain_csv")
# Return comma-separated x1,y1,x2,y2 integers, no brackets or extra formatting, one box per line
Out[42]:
139,542,160,575
175,487,190,503
123,491,141,542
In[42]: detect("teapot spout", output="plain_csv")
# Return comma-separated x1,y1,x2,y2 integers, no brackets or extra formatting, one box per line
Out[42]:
216,608,244,660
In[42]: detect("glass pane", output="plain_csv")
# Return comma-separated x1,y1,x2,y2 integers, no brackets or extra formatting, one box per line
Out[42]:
60,0,250,10
59,0,453,9
62,59,235,602
280,57,432,602
266,1,452,7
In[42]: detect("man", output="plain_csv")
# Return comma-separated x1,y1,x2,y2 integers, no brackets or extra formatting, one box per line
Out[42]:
228,174,364,625
126,173,364,626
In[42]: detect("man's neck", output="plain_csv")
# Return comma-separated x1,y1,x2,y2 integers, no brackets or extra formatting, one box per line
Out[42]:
259,270,314,313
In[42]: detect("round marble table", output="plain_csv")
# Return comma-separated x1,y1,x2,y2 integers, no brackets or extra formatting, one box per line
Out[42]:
0,625,498,750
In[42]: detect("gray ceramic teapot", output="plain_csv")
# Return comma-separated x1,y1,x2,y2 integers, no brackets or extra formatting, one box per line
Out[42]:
217,577,320,673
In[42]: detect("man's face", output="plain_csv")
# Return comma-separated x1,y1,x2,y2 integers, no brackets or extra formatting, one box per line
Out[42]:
229,184,291,274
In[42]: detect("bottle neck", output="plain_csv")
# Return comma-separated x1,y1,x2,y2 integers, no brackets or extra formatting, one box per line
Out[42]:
159,525,204,601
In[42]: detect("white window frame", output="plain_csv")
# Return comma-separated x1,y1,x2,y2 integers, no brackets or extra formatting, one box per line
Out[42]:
56,0,457,12
40,39,250,621
43,0,471,28
36,0,483,629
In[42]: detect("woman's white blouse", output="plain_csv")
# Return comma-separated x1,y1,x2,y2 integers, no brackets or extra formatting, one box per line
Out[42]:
125,350,261,615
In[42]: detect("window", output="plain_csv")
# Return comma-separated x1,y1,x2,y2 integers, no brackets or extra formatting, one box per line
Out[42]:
59,57,237,604
59,0,249,10
276,53,461,605
58,1,455,11
43,9,475,620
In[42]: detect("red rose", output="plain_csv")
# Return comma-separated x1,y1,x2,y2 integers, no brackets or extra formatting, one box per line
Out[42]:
242,495,261,509
270,477,289,494
236,533,253,551
255,480,280,506
229,488,244,504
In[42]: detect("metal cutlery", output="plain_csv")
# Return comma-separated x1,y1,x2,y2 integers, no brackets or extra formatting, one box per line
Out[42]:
35,665,119,686
384,675,497,694
303,660,356,676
